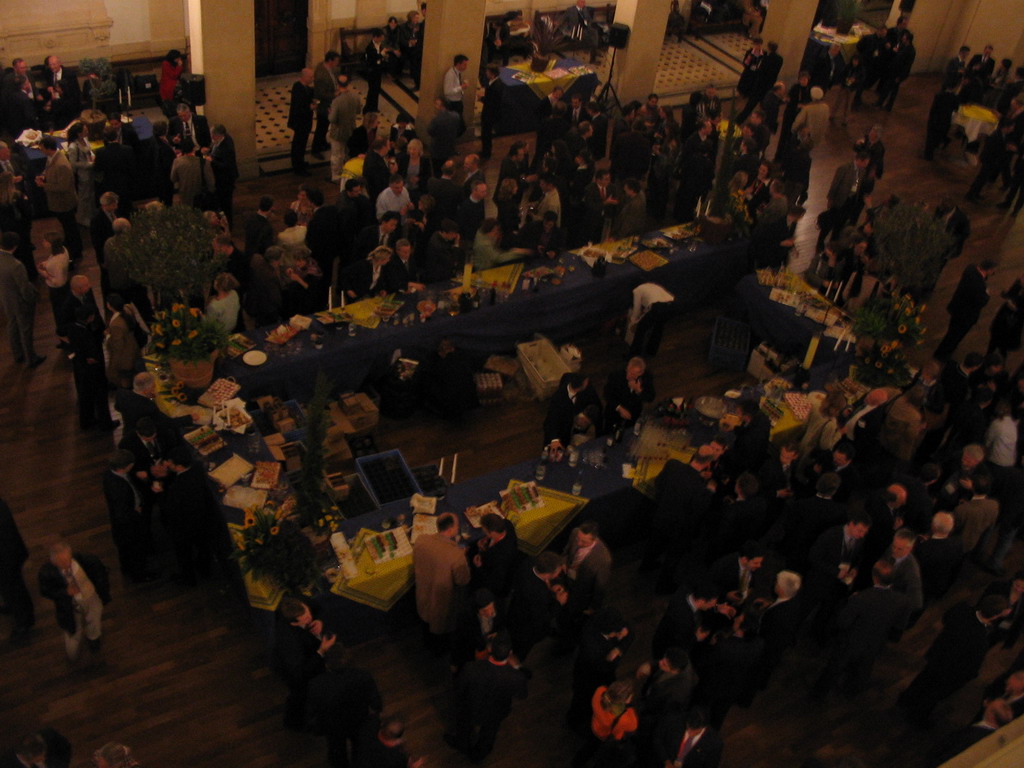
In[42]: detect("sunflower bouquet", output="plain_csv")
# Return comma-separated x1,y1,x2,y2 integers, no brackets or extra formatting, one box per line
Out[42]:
232,502,319,593
852,293,926,388
150,303,228,363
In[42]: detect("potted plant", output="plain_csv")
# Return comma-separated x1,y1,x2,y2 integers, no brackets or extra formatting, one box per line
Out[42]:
834,0,860,34
871,202,953,297
697,100,745,243
78,57,117,139
232,502,319,595
121,205,228,306
148,302,228,388
295,372,341,540
529,12,572,72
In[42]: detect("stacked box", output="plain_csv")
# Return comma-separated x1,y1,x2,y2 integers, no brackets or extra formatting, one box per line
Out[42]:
708,316,751,371
474,372,504,405
516,337,571,400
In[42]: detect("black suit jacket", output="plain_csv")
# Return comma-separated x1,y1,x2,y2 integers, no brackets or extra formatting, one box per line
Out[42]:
809,525,864,581
426,176,462,219
653,460,712,537
305,205,341,275
353,224,397,262
481,77,503,124
362,151,391,203
451,602,508,669
114,388,191,436
169,113,212,148
287,82,314,133
919,602,993,688
654,714,724,768
0,497,28,571
163,463,217,543
383,255,421,293
507,560,558,654
305,663,382,736
244,212,274,257
652,588,701,658
340,258,386,299
456,657,528,724
914,536,963,601
209,134,239,190
90,210,115,265
777,495,845,569
947,265,990,324
2,89,36,136
759,597,801,669
835,584,910,656
707,553,771,601
93,142,138,202
542,373,603,446
38,553,110,634
271,606,326,687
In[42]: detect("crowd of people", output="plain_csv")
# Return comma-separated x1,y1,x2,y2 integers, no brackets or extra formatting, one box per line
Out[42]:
4,8,1024,768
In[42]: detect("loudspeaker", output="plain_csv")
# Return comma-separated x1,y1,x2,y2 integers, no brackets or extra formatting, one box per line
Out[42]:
608,23,630,49
182,73,206,106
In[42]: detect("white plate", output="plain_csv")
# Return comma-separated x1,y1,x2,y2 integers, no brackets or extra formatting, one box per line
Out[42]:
242,350,267,366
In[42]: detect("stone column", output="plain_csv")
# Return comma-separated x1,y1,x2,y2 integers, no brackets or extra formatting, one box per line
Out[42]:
186,0,258,178
760,0,818,82
416,0,487,139
609,0,671,104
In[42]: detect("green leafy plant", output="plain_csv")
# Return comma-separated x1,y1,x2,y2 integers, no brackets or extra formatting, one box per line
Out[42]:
531,11,573,59
708,98,743,220
835,0,861,26
872,202,953,295
78,57,117,110
296,371,337,534
233,503,319,593
149,302,228,362
121,205,227,306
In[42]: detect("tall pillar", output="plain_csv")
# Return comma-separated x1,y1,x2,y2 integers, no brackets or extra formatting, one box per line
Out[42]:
186,0,258,178
416,0,486,140
760,0,818,82
611,0,671,104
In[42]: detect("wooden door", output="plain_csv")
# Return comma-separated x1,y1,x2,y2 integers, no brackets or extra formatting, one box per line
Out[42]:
255,0,309,77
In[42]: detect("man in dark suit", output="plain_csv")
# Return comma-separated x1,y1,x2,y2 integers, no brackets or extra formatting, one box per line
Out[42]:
337,179,375,243
566,608,632,731
800,513,871,641
448,632,528,762
426,160,462,220
924,86,961,161
169,103,212,149
506,552,564,662
93,129,137,214
651,581,719,659
644,451,715,585
811,561,910,698
303,188,339,302
927,699,1013,768
914,512,963,602
469,513,519,598
362,30,387,113
114,371,194,436
90,192,118,271
362,138,392,202
37,541,110,660
67,304,117,431
2,77,37,138
693,607,764,728
353,212,400,263
0,496,33,641
707,541,771,605
288,68,315,175
102,449,153,583
272,595,331,730
757,570,802,687
479,66,503,159
935,259,996,359
42,55,81,128
244,196,275,258
749,204,804,270
982,571,1024,648
943,46,970,91
774,473,845,572
206,124,239,225
731,399,773,475
585,101,609,160
654,707,724,768
163,446,218,586
305,643,382,768
898,595,1009,726
457,180,488,244
542,372,603,452
817,151,873,251
421,220,461,283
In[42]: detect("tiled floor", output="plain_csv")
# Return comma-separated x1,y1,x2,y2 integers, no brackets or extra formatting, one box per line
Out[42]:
254,32,746,155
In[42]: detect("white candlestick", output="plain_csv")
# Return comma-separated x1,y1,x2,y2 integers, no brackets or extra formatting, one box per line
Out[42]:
833,329,843,352
438,457,445,478
451,453,458,485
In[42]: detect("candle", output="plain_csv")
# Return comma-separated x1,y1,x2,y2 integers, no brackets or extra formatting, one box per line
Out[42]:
328,288,333,311
833,328,843,352
803,333,821,369
340,290,346,309
451,452,459,484
438,457,445,478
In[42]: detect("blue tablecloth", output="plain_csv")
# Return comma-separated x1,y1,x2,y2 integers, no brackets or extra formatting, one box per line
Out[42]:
24,115,154,217
222,237,751,401
498,58,599,134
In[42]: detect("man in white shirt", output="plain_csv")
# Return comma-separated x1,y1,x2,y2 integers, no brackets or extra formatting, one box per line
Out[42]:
443,54,471,132
376,173,412,221
627,282,675,356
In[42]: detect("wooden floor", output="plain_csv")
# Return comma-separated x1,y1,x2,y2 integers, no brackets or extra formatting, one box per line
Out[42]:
3,72,1024,768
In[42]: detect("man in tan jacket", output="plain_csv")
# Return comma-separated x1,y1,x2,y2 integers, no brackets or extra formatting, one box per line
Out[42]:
413,512,470,651
792,86,830,151
36,137,82,264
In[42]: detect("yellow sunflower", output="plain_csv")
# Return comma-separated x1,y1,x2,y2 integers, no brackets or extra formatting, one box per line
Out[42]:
171,339,182,345
898,324,907,334
190,307,201,317
244,513,256,527
875,361,883,368
188,329,199,339
172,319,181,327
270,526,280,536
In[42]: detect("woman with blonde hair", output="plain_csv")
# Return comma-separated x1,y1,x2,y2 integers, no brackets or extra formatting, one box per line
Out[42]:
573,677,639,766
207,272,241,333
397,137,433,198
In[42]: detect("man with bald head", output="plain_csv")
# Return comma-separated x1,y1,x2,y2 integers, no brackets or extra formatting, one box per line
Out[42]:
37,541,110,661
914,512,963,602
288,68,316,176
43,55,82,128
114,371,197,436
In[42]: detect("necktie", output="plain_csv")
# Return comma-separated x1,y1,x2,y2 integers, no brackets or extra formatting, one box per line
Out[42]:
64,567,80,593
184,121,192,138
379,230,387,246
740,567,751,596
677,733,694,763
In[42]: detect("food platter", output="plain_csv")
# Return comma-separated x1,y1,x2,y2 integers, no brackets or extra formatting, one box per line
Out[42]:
242,350,268,366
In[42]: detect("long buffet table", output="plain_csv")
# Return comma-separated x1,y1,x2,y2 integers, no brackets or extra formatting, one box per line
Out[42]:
218,234,750,401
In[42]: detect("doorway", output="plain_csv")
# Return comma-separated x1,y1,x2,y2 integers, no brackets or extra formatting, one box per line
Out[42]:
255,0,309,77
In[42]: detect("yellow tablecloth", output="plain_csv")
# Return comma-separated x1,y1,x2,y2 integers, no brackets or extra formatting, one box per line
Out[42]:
506,480,588,556
507,60,587,99
474,263,524,291
332,527,414,610
954,104,1000,143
